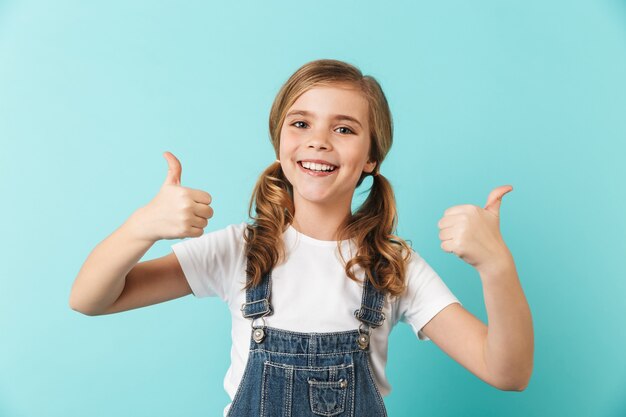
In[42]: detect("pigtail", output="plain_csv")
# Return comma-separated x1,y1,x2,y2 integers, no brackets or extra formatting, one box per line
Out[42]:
339,172,412,297
243,161,294,290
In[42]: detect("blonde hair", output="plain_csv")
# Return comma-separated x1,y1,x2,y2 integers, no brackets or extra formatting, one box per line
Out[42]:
243,59,412,297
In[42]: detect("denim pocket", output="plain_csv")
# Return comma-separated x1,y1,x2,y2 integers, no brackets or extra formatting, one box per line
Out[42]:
308,377,348,416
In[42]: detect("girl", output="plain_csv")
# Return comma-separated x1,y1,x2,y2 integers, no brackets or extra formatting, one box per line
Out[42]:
69,59,533,417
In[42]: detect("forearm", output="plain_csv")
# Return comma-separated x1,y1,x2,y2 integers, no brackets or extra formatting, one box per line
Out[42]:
480,255,534,390
69,208,155,315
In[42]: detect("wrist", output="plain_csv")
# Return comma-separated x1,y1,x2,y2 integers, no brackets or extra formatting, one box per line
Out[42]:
124,206,159,243
477,249,516,281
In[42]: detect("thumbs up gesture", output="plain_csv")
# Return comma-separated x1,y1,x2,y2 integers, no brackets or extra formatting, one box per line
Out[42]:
130,151,214,242
437,185,514,276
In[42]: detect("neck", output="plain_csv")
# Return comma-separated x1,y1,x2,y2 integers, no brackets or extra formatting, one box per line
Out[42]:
291,196,352,241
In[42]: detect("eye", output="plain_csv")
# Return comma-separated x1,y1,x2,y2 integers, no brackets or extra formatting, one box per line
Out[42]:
336,126,355,135
290,121,354,134
292,121,308,128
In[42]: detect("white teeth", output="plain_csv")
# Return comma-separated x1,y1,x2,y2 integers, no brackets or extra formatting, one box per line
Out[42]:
301,161,336,172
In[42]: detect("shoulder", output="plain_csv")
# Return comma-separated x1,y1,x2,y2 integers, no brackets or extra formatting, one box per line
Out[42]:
205,221,248,242
404,247,429,274
225,221,249,239
172,222,249,256
388,247,451,308
407,249,451,296
218,221,248,235
214,222,248,253
169,222,251,302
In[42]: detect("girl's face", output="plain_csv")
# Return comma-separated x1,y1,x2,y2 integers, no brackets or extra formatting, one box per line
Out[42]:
279,83,376,211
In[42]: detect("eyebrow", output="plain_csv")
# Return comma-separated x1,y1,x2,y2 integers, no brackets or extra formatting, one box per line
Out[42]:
285,110,363,128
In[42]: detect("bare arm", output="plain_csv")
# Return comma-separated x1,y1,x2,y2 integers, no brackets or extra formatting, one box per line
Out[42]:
69,208,157,315
94,250,193,316
420,258,533,391
479,260,534,390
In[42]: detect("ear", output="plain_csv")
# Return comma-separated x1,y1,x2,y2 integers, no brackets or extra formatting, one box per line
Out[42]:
363,159,377,174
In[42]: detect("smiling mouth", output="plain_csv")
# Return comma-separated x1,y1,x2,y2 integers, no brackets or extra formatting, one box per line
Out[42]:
297,161,338,172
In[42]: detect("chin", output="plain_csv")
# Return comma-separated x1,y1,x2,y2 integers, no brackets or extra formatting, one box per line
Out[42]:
295,188,334,204
300,193,332,204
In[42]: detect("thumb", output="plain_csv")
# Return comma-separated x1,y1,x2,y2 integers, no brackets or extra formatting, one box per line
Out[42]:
484,185,513,217
163,151,182,186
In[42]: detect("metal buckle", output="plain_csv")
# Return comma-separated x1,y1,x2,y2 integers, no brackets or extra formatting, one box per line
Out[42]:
357,323,370,350
240,299,271,317
251,316,267,343
353,307,385,328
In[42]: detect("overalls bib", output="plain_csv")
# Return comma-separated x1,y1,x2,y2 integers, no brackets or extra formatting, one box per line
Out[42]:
226,265,389,417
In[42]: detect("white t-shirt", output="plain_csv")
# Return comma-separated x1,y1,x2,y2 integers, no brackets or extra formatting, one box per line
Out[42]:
171,222,461,416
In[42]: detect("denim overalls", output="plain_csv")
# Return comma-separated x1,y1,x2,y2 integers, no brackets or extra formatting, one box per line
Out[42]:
226,265,389,417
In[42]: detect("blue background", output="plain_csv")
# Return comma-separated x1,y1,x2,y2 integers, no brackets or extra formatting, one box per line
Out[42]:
1,1,625,416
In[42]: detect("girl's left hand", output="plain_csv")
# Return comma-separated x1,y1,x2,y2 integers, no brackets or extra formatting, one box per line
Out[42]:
437,185,514,275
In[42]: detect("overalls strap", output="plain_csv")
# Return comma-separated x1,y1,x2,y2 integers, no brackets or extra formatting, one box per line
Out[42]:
353,269,386,328
240,267,386,328
240,271,273,319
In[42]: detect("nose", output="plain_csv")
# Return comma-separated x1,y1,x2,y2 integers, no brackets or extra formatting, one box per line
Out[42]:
306,129,332,150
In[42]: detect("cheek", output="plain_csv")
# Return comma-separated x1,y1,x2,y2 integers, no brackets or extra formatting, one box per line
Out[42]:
279,134,298,160
342,147,366,167
278,142,288,162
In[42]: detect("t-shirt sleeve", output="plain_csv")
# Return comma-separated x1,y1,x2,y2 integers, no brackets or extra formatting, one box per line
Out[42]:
396,249,462,341
170,222,246,302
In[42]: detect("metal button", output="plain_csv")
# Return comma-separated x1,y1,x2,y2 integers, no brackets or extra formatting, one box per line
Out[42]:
357,333,369,349
339,378,347,388
253,328,265,343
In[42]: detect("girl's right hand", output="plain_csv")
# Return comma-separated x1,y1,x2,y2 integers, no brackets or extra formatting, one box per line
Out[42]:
128,151,214,242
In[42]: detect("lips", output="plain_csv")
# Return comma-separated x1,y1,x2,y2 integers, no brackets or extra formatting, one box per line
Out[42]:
298,159,339,177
